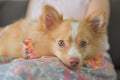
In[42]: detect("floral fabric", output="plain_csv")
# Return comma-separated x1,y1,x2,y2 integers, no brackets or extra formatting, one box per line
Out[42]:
0,53,117,80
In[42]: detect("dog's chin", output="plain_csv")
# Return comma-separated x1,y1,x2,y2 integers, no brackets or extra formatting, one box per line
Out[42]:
63,63,82,70
58,59,82,70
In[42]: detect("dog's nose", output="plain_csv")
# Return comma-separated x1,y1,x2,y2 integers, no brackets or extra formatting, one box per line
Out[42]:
69,57,80,67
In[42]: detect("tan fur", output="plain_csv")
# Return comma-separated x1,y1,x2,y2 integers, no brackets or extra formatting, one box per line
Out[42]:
0,5,106,69
50,19,106,68
0,5,62,58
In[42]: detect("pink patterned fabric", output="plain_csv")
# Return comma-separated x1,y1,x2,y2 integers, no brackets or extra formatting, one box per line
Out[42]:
0,52,117,80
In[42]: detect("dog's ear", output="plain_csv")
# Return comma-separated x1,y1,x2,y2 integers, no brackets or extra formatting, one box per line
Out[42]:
85,10,106,32
40,5,63,30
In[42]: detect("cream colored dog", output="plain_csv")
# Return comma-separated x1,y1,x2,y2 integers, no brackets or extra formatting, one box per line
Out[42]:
0,5,106,69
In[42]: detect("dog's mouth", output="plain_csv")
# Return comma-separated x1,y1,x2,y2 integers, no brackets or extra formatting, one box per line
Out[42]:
59,58,82,70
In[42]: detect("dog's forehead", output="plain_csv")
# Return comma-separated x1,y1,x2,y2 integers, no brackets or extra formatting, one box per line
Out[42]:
70,22,80,39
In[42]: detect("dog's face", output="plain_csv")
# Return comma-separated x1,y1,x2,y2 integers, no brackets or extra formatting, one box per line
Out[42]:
40,5,106,69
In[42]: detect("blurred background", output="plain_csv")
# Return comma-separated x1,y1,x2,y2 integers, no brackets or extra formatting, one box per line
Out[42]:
108,0,120,79
0,0,28,26
0,0,120,79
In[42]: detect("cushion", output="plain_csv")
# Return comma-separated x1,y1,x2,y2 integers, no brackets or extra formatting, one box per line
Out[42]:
0,53,117,80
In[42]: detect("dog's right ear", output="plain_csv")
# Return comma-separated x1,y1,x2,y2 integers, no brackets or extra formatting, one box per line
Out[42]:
40,5,63,30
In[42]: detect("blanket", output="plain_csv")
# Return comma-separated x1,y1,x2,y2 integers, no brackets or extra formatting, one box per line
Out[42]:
0,53,117,80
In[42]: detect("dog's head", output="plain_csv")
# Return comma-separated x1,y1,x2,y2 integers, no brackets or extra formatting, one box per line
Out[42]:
40,5,107,69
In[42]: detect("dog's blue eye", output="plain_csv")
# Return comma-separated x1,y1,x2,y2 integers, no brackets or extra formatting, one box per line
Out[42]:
80,41,87,47
58,40,65,47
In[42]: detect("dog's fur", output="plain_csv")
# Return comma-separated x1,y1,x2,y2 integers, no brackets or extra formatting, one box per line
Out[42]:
0,5,107,69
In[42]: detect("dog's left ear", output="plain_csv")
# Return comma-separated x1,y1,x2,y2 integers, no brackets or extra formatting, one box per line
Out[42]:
85,10,106,32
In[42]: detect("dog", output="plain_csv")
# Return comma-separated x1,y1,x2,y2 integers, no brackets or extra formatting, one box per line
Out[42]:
0,5,107,69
